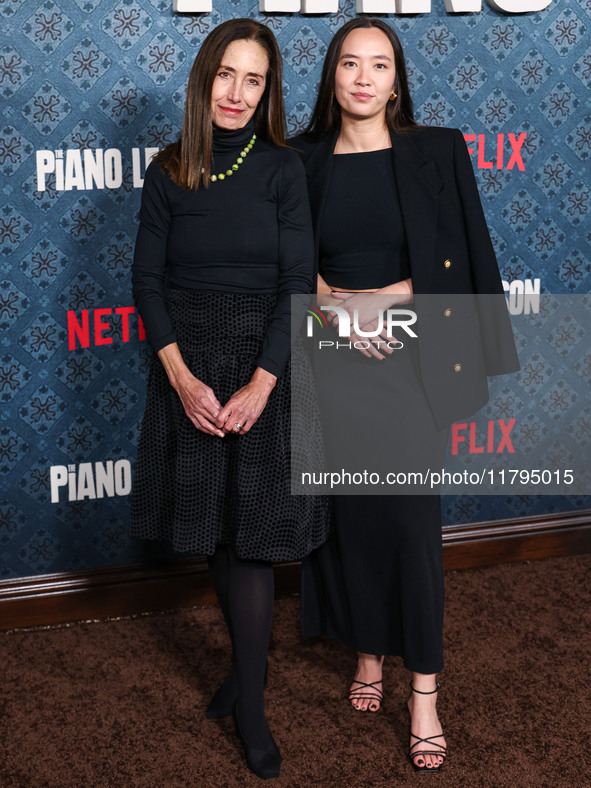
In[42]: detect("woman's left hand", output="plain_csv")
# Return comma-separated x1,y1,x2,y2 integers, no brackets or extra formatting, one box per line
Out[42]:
330,290,411,328
325,282,414,357
217,367,277,434
329,291,393,330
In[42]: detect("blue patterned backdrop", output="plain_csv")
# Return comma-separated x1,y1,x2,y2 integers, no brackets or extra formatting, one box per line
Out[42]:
1,0,590,578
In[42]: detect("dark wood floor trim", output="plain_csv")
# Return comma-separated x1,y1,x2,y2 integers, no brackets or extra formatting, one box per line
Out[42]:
441,509,591,569
0,558,214,631
1,510,590,631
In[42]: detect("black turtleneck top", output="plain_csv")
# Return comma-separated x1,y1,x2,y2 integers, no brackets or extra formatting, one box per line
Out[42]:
132,121,314,377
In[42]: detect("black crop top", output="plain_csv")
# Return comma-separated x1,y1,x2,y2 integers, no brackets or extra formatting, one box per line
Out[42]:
319,148,410,290
132,121,314,378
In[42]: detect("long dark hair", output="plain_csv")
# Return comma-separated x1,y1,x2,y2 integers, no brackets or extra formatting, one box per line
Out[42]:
305,18,417,138
157,19,286,190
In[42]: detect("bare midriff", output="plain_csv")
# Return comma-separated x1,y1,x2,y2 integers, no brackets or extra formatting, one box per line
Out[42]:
326,286,380,293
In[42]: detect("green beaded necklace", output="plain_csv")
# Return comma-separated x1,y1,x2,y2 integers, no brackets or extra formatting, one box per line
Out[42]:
204,133,257,183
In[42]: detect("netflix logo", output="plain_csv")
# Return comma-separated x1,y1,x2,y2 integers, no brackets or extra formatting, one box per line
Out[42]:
451,419,516,456
67,306,145,350
463,133,527,171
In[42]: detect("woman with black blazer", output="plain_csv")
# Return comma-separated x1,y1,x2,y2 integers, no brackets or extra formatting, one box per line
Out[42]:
292,18,518,773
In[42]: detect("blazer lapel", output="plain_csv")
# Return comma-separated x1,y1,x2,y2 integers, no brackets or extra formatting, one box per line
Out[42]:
390,130,441,294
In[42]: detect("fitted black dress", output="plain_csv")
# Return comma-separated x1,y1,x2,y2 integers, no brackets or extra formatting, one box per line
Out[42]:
130,122,330,562
301,150,448,673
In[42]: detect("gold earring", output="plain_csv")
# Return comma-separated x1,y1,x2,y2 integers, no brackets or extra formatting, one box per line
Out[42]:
389,91,397,101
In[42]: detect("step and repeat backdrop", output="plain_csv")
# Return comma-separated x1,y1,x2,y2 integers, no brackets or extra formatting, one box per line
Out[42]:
1,0,590,578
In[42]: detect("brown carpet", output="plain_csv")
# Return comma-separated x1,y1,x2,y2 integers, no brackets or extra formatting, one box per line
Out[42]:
1,554,590,788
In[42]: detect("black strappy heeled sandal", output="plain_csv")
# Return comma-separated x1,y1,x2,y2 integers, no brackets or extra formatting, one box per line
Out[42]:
347,678,384,713
407,681,447,773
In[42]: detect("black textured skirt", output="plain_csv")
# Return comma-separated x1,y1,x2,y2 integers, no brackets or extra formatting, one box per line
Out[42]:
130,290,330,562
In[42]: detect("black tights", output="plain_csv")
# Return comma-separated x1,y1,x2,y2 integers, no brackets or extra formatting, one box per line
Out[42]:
207,545,274,747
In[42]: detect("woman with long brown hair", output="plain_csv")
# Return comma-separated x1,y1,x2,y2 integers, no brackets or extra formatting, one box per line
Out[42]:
131,19,329,780
293,17,517,773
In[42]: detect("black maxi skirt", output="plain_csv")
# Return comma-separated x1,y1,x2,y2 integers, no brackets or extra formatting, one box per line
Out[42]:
300,334,448,674
130,290,330,562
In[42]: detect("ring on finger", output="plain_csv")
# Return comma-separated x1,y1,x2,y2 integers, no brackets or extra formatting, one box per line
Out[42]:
234,422,244,431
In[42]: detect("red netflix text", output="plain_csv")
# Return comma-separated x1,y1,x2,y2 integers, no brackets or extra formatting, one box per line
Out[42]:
463,133,527,171
451,419,516,456
67,307,145,350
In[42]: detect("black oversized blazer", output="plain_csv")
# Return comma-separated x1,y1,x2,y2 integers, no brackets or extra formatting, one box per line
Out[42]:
291,125,520,429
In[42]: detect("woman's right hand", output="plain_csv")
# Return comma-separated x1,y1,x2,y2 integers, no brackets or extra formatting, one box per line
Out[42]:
323,292,395,360
321,279,413,360
316,280,390,359
157,342,224,437
175,373,224,437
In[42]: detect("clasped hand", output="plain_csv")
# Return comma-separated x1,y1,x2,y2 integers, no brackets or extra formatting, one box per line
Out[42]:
175,370,275,437
324,292,403,360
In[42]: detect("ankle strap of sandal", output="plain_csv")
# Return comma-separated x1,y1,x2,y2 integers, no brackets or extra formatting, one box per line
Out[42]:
409,681,440,695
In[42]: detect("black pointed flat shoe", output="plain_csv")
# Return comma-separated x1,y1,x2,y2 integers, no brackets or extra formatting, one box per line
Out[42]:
232,702,281,780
